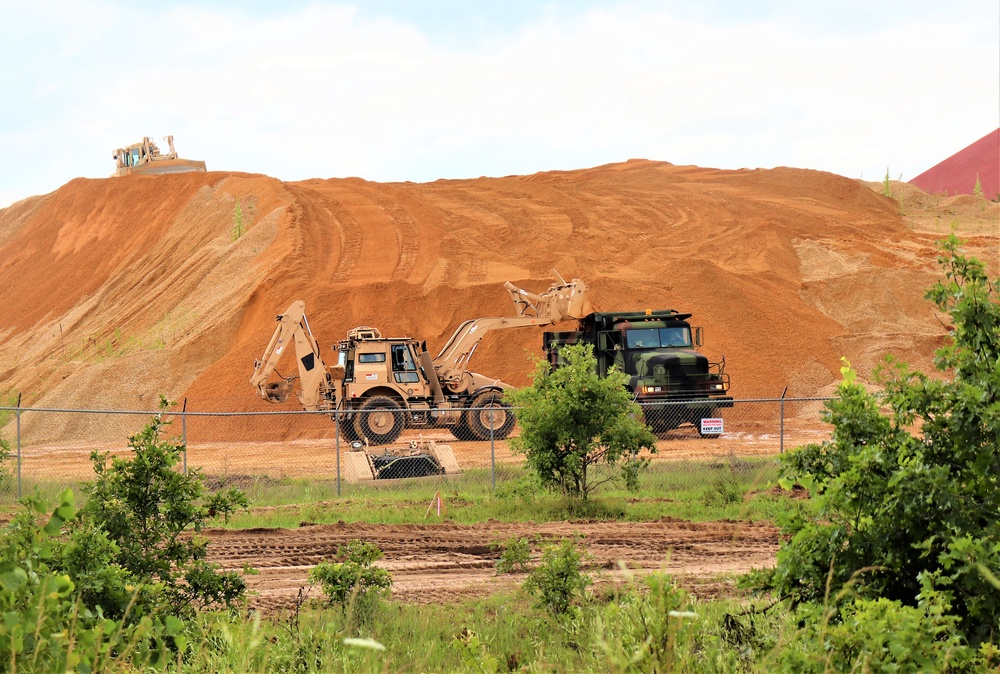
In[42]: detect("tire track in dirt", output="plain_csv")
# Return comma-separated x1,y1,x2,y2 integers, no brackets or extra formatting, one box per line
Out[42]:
203,518,779,611
351,184,422,282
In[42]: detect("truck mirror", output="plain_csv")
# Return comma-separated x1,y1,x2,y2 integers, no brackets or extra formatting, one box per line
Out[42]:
695,327,703,347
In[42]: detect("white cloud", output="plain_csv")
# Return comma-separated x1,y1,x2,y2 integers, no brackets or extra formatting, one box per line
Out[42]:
0,1,997,208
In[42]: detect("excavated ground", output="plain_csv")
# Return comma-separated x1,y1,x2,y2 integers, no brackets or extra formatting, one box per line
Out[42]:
0,160,996,605
202,518,780,612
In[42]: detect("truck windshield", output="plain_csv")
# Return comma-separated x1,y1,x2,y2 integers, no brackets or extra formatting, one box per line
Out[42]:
625,327,692,349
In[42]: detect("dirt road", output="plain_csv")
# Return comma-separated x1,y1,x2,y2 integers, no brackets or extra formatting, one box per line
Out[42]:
202,518,780,611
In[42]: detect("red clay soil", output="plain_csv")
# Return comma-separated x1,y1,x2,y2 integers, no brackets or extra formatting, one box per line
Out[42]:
910,128,1000,199
0,161,997,445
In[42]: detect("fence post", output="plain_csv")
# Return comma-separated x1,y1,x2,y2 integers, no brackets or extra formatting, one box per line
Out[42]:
489,405,496,490
16,393,22,500
335,410,341,497
181,398,188,476
779,387,788,454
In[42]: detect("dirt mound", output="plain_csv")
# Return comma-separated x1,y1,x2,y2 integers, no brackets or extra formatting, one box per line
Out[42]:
0,161,996,442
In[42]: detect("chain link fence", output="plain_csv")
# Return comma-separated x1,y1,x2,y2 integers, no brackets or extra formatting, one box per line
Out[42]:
0,397,833,505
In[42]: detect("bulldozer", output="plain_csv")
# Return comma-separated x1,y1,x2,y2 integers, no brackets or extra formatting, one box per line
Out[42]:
250,273,594,449
111,136,206,176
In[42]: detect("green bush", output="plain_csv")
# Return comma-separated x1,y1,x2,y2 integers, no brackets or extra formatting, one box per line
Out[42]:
523,538,591,617
0,489,181,671
763,235,1000,644
82,402,249,619
493,536,532,574
310,540,392,626
507,343,657,501
771,574,979,672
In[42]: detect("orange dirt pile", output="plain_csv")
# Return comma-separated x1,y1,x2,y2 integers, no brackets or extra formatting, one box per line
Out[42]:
0,161,997,443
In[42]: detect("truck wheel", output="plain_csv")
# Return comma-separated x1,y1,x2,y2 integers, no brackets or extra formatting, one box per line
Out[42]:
467,391,516,441
354,396,405,445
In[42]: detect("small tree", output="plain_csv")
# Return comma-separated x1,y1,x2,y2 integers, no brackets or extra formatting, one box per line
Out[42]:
881,167,892,197
974,173,984,198
310,540,392,627
507,343,657,501
82,400,249,617
763,235,1000,644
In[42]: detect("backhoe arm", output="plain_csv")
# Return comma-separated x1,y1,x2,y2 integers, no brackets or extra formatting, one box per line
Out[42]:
431,274,595,392
432,316,552,390
250,300,333,410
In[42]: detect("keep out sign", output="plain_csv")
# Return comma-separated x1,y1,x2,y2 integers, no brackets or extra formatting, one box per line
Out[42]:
700,418,724,435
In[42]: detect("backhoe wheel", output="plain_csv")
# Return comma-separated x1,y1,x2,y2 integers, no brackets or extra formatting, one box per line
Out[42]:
449,416,475,441
354,396,405,445
466,391,516,441
336,411,362,443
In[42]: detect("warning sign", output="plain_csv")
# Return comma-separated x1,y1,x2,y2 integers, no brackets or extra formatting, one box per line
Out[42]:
700,418,724,435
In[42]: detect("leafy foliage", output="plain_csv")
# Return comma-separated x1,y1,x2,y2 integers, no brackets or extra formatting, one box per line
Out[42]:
507,343,657,500
310,540,392,625
597,572,696,672
764,235,1000,643
523,538,591,617
770,574,978,672
492,536,532,574
0,437,11,493
0,489,181,670
82,401,249,618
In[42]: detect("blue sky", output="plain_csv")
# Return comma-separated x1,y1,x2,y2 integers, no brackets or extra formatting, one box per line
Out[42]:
1,0,997,208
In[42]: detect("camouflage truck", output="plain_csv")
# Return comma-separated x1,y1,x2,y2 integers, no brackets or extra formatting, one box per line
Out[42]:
542,309,732,436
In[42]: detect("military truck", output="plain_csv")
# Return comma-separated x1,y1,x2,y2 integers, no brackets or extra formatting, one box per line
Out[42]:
538,309,732,436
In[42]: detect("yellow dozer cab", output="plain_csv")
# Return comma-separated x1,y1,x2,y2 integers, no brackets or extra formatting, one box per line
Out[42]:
112,136,206,176
250,274,594,450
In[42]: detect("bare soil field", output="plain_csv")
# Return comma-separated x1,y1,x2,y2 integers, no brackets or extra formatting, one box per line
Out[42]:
202,518,780,612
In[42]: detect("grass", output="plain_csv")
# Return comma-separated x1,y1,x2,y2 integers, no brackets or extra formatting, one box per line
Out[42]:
2,457,802,527
147,574,793,672
201,457,794,529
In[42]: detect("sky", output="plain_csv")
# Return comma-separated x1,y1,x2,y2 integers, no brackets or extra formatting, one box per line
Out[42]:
1,0,998,208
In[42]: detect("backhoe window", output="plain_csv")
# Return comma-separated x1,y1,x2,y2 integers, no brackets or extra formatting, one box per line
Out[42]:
392,344,419,383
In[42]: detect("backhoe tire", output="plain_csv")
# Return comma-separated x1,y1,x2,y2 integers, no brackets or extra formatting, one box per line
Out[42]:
449,416,475,441
466,391,516,441
337,411,362,443
354,396,405,445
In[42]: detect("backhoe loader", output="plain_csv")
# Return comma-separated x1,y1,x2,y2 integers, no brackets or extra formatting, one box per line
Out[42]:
250,274,593,448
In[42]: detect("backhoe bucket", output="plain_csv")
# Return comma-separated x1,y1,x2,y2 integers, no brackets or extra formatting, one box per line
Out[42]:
261,380,294,403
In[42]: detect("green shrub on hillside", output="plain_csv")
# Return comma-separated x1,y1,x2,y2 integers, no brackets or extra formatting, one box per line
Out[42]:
761,235,1000,644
